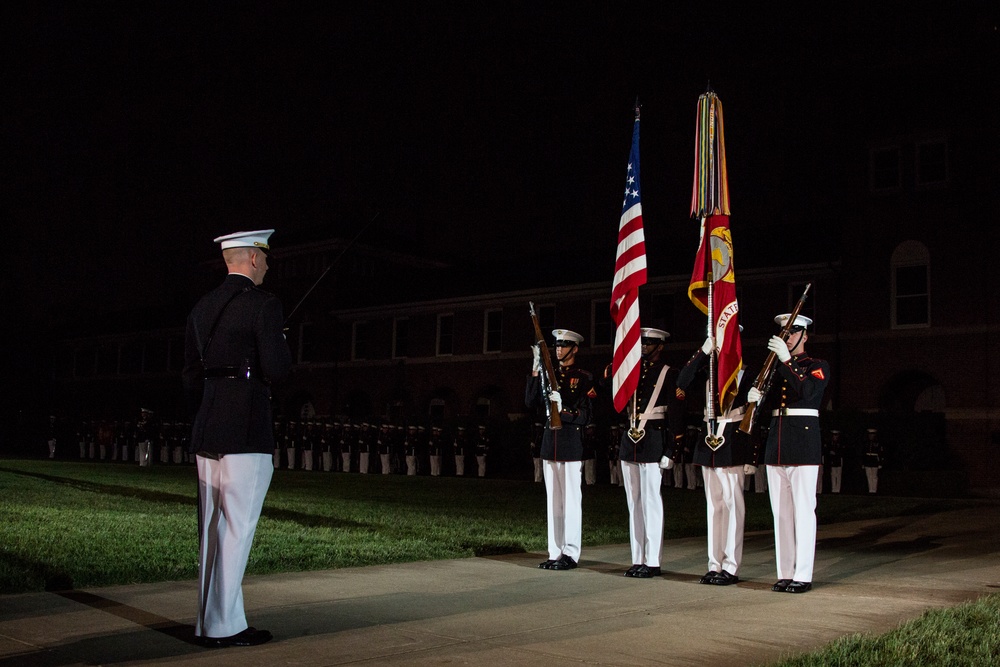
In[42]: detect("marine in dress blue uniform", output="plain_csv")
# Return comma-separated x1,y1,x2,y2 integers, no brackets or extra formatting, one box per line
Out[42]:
677,336,760,585
747,313,829,594
183,229,292,646
615,328,684,578
525,328,596,571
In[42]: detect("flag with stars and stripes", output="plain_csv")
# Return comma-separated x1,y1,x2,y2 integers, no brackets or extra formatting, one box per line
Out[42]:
610,107,647,413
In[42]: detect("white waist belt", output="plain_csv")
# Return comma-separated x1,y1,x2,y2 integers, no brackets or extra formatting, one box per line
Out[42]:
771,408,819,417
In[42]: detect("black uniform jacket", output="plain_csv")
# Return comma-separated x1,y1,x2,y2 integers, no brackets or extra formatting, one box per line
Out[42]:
676,349,757,468
183,274,292,455
618,358,684,464
762,353,829,465
525,364,596,462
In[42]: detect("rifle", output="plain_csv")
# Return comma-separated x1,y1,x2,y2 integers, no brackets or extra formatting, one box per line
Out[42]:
528,302,562,430
738,283,811,434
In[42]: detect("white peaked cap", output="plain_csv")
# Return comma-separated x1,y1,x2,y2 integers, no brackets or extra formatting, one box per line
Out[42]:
213,229,274,251
640,327,670,341
774,313,813,329
552,329,583,344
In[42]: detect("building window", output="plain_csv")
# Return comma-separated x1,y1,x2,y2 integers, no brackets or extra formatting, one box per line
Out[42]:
916,139,948,188
298,320,316,363
870,146,901,192
476,397,491,419
429,398,446,422
484,309,502,353
892,240,930,328
393,317,409,359
437,313,454,356
592,299,613,347
352,321,371,360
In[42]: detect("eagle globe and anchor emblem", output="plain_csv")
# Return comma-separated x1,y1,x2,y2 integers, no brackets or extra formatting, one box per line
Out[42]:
705,224,736,450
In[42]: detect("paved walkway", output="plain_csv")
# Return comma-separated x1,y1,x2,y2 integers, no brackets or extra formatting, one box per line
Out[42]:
2,502,999,666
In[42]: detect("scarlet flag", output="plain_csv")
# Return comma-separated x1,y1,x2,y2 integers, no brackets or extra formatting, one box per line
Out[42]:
610,108,646,413
688,214,742,413
688,91,741,415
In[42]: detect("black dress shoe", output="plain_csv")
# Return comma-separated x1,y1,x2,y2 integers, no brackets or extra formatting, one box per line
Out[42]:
708,570,739,586
548,555,577,570
699,570,720,584
539,559,556,569
633,565,661,578
624,564,642,577
771,579,793,592
199,627,273,648
785,581,812,594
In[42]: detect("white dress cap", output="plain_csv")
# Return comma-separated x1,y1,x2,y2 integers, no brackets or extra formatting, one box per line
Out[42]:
551,329,583,344
773,313,813,329
213,229,275,251
640,327,670,341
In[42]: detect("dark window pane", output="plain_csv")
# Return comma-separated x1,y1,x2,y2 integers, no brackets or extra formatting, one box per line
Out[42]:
896,265,927,296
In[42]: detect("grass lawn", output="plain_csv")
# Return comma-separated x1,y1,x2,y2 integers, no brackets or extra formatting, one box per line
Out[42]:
2,458,996,666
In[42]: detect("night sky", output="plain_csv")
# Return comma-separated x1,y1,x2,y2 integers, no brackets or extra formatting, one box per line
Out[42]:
7,3,996,331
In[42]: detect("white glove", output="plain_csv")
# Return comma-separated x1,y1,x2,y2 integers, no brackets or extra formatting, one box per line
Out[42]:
548,390,563,413
701,337,714,355
531,345,541,373
743,464,757,475
747,387,763,404
659,456,674,470
768,335,791,363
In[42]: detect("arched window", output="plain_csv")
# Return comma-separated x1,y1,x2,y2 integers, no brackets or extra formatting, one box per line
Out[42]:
891,241,930,328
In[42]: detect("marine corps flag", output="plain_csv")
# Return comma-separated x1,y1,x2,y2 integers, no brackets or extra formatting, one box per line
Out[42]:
688,91,742,416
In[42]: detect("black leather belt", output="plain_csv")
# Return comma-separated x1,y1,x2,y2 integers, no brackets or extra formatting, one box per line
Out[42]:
204,366,261,381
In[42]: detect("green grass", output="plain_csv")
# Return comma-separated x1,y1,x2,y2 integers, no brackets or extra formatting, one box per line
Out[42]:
0,459,979,594
2,459,996,666
770,593,1000,667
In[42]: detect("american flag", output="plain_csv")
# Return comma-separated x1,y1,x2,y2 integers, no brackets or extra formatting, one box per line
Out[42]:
610,108,647,413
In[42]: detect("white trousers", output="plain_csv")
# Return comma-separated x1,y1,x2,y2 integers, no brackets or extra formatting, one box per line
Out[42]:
685,463,698,489
584,459,596,485
406,455,417,475
543,460,583,561
302,450,314,471
766,465,819,583
429,455,441,476
380,453,391,475
620,461,663,567
702,466,746,575
322,451,333,472
455,455,465,476
196,453,272,638
341,452,351,472
672,462,684,488
476,455,486,477
608,461,621,486
534,457,543,483
359,452,369,473
137,441,151,466
48,439,56,458
830,465,842,493
286,447,296,470
865,467,879,493
755,468,768,493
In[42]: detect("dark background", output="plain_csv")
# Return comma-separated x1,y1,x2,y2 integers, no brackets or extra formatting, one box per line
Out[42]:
4,3,997,394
